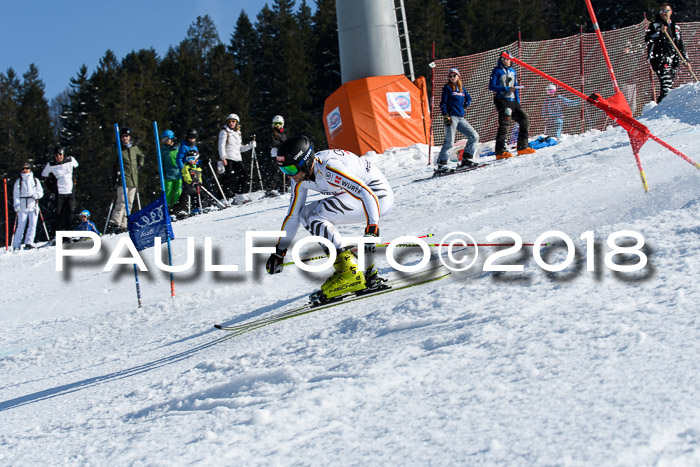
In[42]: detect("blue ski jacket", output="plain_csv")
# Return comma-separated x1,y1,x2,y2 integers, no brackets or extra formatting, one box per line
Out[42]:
489,58,520,103
439,83,472,117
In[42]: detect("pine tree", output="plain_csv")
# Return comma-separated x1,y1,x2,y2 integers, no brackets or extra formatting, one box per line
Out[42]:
17,64,53,166
0,68,22,179
403,0,449,94
228,10,258,126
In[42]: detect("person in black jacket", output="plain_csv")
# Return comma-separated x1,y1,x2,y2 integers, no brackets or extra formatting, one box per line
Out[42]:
645,3,692,103
267,115,288,194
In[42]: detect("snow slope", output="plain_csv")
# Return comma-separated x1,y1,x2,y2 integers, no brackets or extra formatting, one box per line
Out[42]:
1,83,700,466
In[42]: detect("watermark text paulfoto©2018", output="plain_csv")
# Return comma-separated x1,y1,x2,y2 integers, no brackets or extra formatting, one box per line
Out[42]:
54,230,648,274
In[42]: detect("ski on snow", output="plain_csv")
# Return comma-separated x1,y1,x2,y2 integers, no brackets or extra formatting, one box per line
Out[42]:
413,157,509,183
214,265,451,333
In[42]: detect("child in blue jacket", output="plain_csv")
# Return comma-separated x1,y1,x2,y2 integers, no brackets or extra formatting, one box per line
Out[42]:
75,210,101,235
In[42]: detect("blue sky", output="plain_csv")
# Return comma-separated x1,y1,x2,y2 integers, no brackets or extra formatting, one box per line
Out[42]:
1,0,294,100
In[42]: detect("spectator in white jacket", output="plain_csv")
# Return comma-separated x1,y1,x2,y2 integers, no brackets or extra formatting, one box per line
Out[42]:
42,146,78,235
13,163,44,250
218,113,256,200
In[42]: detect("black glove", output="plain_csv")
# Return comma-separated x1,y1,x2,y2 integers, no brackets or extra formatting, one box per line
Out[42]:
443,115,452,126
266,247,287,274
364,224,379,253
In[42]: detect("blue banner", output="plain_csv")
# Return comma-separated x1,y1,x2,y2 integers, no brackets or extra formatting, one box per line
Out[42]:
127,193,174,251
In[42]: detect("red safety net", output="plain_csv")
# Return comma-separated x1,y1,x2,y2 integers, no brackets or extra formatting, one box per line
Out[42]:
431,20,700,147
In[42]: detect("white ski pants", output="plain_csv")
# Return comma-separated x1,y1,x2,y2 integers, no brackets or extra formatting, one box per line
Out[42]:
299,176,394,251
13,209,38,248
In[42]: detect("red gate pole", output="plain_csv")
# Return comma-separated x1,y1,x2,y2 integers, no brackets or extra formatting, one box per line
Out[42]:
584,0,622,94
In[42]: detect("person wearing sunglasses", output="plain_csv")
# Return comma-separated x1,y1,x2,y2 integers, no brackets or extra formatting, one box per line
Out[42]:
645,3,691,103
12,163,44,250
41,146,79,238
265,136,394,303
436,68,480,172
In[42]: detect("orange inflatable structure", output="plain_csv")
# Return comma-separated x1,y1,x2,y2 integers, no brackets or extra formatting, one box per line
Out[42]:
323,75,431,155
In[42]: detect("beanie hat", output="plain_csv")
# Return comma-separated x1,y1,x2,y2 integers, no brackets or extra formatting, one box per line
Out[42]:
448,68,460,77
547,84,557,94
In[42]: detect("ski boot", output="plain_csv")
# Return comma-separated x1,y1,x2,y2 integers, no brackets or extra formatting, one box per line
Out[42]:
309,247,366,305
356,263,390,295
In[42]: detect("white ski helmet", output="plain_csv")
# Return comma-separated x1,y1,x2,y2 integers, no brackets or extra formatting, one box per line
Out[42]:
546,84,557,94
272,115,284,126
225,113,239,123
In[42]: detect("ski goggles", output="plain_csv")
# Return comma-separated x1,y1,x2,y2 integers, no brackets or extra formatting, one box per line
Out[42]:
273,122,283,127
279,163,302,176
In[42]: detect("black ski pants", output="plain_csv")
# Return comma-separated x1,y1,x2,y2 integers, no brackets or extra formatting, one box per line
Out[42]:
223,160,247,197
55,193,76,233
653,62,676,103
494,97,530,153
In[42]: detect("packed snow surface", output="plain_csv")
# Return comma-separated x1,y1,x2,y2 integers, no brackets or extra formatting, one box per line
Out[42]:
2,83,700,465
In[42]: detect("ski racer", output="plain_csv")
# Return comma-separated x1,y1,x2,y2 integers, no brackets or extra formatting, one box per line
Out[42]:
265,136,394,303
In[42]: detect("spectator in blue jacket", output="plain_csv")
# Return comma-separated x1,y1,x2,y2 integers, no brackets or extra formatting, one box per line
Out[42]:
542,84,578,139
436,68,480,171
489,53,535,159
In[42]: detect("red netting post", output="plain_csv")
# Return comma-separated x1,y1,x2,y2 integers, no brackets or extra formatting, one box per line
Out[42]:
579,25,585,134
3,178,8,251
429,41,436,165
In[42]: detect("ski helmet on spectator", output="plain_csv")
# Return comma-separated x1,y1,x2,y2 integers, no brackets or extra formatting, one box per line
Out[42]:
121,127,132,136
185,149,199,164
276,135,314,176
272,115,284,127
186,128,198,140
53,146,65,156
160,129,175,140
499,52,512,65
225,114,239,123
547,84,557,94
79,210,90,218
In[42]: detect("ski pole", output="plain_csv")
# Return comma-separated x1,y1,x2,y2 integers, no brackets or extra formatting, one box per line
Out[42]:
207,160,230,207
37,207,50,242
199,185,226,209
281,238,544,267
136,191,142,211
104,198,115,234
248,137,255,193
197,185,203,212
252,136,264,192
663,29,699,82
282,234,435,267
10,216,17,251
